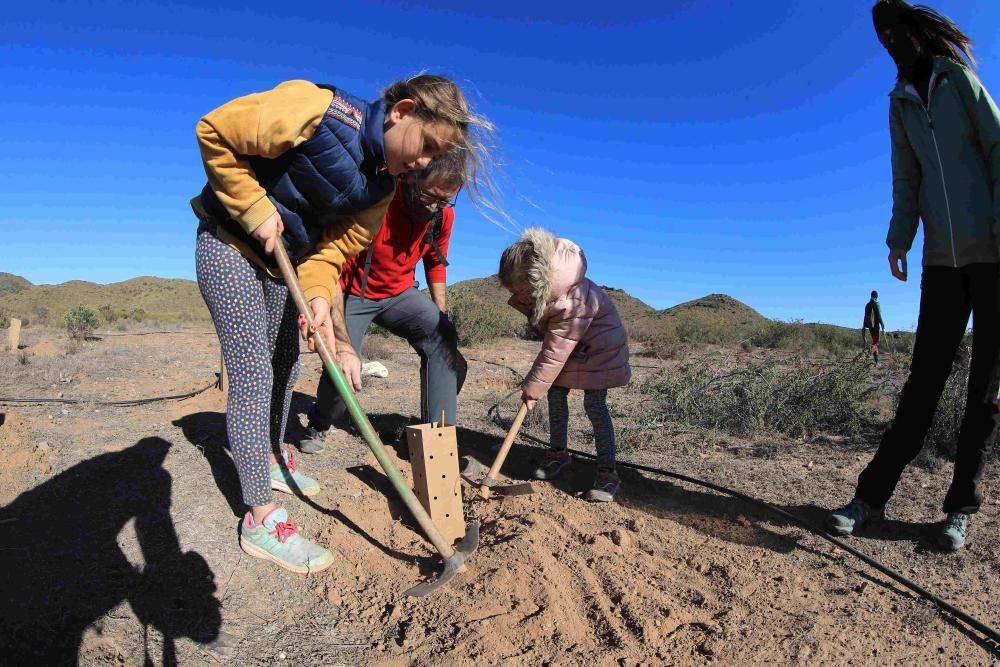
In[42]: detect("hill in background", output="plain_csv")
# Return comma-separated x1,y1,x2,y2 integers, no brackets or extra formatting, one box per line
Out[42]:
0,275,210,325
0,273,33,297
0,271,881,357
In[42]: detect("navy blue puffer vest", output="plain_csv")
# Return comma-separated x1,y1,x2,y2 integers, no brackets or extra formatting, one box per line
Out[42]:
198,85,396,264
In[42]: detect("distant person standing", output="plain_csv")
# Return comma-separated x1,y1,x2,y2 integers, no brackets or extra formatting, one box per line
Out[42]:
826,0,1000,551
862,290,887,364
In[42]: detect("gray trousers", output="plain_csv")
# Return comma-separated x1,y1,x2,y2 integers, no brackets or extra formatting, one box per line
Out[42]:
547,386,617,471
309,287,465,430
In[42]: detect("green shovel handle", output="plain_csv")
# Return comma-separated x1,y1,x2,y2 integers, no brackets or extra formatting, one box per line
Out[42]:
271,240,456,560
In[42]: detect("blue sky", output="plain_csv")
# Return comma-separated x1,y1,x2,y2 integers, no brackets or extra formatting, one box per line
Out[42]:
3,0,999,328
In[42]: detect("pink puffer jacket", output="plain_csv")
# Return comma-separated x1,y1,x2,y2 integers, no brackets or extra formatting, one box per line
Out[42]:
509,229,631,400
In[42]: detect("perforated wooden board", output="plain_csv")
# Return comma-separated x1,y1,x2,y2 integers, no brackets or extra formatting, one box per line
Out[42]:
406,423,465,543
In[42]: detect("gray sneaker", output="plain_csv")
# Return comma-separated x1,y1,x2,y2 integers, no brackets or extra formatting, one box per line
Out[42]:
825,498,884,536
299,425,330,454
585,469,621,503
938,512,969,551
533,449,572,480
239,507,333,574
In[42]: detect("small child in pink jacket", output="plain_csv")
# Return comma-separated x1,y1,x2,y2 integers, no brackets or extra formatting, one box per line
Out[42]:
499,227,632,501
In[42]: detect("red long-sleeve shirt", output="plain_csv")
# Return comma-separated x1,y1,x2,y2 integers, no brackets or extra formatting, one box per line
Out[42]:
339,184,453,299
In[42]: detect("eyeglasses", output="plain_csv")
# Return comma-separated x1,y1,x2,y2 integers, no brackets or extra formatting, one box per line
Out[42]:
417,191,458,209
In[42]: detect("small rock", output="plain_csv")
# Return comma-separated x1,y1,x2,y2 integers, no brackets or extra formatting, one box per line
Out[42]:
61,409,69,415
57,392,64,399
278,652,286,660
610,528,632,548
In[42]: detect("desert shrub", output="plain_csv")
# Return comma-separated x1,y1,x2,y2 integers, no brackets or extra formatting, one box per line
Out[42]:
361,334,394,361
638,353,880,438
909,338,978,468
748,320,860,356
0,307,9,330
33,306,49,325
98,304,118,324
128,307,146,321
522,397,549,432
644,327,683,360
65,306,99,340
490,392,548,434
448,291,514,346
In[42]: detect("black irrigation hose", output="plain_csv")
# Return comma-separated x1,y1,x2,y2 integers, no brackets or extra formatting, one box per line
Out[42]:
93,330,216,337
488,396,1000,650
0,378,219,408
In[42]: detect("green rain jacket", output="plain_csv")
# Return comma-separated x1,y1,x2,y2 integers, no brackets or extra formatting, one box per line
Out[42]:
887,57,1000,267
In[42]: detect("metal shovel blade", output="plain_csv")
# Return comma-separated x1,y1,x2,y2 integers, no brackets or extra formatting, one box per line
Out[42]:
460,457,534,497
404,522,481,597
460,456,488,484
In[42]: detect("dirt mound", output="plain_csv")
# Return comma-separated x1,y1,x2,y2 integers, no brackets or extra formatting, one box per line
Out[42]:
26,338,60,357
0,411,52,505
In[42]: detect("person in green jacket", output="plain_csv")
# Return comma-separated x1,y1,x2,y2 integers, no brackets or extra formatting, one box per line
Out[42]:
827,0,1000,551
862,290,887,364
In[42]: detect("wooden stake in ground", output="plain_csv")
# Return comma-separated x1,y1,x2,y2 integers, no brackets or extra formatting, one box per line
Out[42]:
7,319,21,352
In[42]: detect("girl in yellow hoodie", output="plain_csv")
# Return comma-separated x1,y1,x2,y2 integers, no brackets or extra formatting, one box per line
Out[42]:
193,75,494,573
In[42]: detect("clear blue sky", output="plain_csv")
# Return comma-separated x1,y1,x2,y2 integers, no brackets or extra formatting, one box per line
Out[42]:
3,0,999,328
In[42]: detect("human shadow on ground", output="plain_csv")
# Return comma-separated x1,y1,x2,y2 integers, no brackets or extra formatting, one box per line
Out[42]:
0,437,221,665
172,411,419,566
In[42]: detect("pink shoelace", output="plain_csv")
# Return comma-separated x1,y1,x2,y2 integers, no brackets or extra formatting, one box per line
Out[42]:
269,519,298,544
281,447,298,473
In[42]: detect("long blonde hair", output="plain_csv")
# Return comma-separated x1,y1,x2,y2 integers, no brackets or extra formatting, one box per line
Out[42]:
383,74,507,225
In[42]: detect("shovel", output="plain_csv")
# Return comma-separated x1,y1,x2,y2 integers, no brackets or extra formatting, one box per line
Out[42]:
461,402,535,498
272,240,478,597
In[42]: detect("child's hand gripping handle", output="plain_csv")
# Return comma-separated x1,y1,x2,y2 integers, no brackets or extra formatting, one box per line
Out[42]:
480,402,530,499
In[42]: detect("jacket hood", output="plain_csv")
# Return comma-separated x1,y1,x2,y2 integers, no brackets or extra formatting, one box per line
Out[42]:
519,227,587,324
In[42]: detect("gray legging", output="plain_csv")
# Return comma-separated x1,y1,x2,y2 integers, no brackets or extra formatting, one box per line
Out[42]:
547,386,616,471
196,230,300,507
310,287,465,430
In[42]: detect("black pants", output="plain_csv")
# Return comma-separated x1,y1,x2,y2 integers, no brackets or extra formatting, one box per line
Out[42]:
856,263,1000,514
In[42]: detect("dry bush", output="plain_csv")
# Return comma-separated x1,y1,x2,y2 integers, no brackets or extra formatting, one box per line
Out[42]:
65,306,99,341
448,290,516,346
361,334,394,361
476,372,520,394
638,353,881,439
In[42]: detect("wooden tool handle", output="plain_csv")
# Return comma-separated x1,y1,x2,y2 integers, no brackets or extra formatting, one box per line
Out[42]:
479,402,529,498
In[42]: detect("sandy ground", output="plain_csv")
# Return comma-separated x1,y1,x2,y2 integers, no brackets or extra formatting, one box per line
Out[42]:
0,327,997,666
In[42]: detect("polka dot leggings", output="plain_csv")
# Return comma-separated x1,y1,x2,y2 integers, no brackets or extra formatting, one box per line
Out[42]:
196,230,300,507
